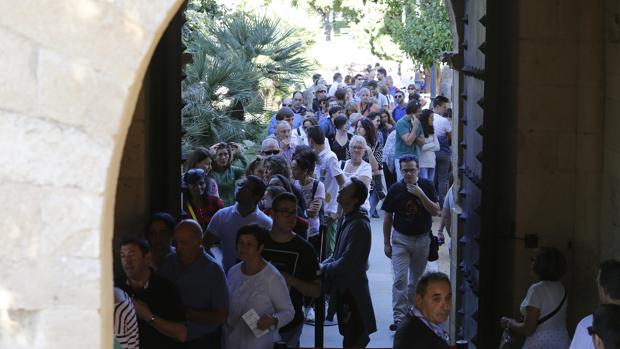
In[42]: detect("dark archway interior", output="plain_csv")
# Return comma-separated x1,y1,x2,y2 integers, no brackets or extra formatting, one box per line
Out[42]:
113,1,620,348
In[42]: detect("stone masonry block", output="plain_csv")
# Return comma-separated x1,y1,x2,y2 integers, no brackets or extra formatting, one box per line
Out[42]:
606,43,620,77
577,86,605,133
36,309,101,349
0,27,37,114
0,0,150,82
518,0,559,39
577,133,603,173
516,85,577,132
0,307,40,349
604,99,620,152
516,129,559,174
578,41,604,88
107,0,183,33
557,132,577,172
515,173,576,235
578,0,604,41
0,111,112,191
574,172,602,241
518,39,578,86
36,48,128,143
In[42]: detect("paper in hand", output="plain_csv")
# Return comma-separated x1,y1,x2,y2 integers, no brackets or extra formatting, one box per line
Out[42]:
241,308,269,338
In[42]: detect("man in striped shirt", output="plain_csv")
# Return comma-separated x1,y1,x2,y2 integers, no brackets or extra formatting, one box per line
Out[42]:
114,287,140,349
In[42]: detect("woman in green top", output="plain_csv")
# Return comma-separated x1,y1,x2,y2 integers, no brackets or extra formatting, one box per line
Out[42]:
209,143,245,207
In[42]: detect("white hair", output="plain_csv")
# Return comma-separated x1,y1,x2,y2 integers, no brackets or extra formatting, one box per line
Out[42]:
349,135,367,149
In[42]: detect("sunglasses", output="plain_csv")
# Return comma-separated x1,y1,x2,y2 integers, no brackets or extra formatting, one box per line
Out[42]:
317,90,326,93
262,150,280,156
407,87,415,90
395,95,404,99
282,104,292,107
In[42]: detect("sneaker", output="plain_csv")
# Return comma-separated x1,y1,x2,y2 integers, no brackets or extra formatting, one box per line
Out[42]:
389,321,400,331
304,307,315,325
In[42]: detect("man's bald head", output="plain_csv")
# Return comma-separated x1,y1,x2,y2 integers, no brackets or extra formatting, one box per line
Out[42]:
175,219,203,240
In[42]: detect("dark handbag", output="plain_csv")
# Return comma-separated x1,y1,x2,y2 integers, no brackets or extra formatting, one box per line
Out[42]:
499,290,567,349
428,232,439,261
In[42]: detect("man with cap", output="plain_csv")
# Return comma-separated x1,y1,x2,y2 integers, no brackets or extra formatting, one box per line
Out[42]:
205,175,272,272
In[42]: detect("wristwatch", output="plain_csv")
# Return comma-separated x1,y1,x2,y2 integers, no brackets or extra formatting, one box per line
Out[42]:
148,315,157,325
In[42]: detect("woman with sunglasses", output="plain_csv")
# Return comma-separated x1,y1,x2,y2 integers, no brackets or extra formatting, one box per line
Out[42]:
210,143,245,207
500,247,570,349
181,168,223,232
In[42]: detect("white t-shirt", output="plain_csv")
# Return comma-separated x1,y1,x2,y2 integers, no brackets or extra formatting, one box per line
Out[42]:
433,114,452,139
569,315,594,349
316,148,344,215
295,179,325,237
520,281,568,331
224,262,295,349
342,160,372,211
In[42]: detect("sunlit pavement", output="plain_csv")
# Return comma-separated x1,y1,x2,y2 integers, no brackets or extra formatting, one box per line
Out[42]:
300,212,451,348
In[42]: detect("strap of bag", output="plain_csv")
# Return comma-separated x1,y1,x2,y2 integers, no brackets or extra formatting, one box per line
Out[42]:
537,291,567,325
311,179,319,199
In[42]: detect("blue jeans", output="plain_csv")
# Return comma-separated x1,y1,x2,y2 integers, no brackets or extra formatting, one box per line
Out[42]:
369,190,380,216
435,153,451,208
419,167,435,181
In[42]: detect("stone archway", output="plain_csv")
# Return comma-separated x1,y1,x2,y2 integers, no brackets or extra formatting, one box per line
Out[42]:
0,1,185,347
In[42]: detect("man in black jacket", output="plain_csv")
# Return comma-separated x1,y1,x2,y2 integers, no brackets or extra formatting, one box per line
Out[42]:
393,272,451,349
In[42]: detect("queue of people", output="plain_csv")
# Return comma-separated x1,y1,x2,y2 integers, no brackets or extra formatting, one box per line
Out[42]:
113,66,618,349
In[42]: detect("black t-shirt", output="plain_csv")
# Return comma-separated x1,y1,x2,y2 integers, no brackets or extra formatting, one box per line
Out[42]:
393,314,449,349
382,179,438,235
115,271,186,349
262,234,319,332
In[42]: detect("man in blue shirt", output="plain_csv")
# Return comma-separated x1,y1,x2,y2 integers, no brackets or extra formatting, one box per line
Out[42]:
392,90,408,122
160,220,229,349
268,100,302,135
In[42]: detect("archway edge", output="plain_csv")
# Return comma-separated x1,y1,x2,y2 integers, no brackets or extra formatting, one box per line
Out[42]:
0,1,185,348
102,1,186,349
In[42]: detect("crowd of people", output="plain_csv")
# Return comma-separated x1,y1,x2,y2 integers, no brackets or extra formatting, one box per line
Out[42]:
112,65,620,349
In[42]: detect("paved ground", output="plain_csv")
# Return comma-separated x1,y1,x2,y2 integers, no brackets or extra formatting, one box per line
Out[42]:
299,212,451,348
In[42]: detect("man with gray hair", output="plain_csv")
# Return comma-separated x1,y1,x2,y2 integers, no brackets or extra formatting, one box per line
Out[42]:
268,103,302,134
159,220,229,349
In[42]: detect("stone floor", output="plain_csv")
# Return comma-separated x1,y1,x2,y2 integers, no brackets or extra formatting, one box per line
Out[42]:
299,212,451,348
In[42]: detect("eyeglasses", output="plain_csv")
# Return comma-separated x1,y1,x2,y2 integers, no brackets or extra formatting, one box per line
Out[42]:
262,150,280,156
401,168,418,173
272,208,297,217
317,90,326,93
395,95,403,99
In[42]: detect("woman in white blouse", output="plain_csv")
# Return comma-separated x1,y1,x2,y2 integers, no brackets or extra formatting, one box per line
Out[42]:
224,224,295,349
342,135,373,212
500,247,570,349
417,109,440,181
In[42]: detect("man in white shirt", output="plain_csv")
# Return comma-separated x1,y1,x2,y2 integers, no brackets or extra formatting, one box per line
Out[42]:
307,125,345,257
431,96,452,207
328,72,343,97
206,175,272,272
368,80,388,109
570,259,620,349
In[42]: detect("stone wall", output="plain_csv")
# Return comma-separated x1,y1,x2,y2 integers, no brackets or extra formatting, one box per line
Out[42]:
494,0,607,330
600,2,620,261
0,1,183,348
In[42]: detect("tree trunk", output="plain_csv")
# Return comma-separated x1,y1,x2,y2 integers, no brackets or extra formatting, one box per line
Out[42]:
322,11,332,41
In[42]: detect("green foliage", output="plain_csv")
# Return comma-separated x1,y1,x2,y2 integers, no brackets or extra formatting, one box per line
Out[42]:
182,9,314,155
384,0,452,68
